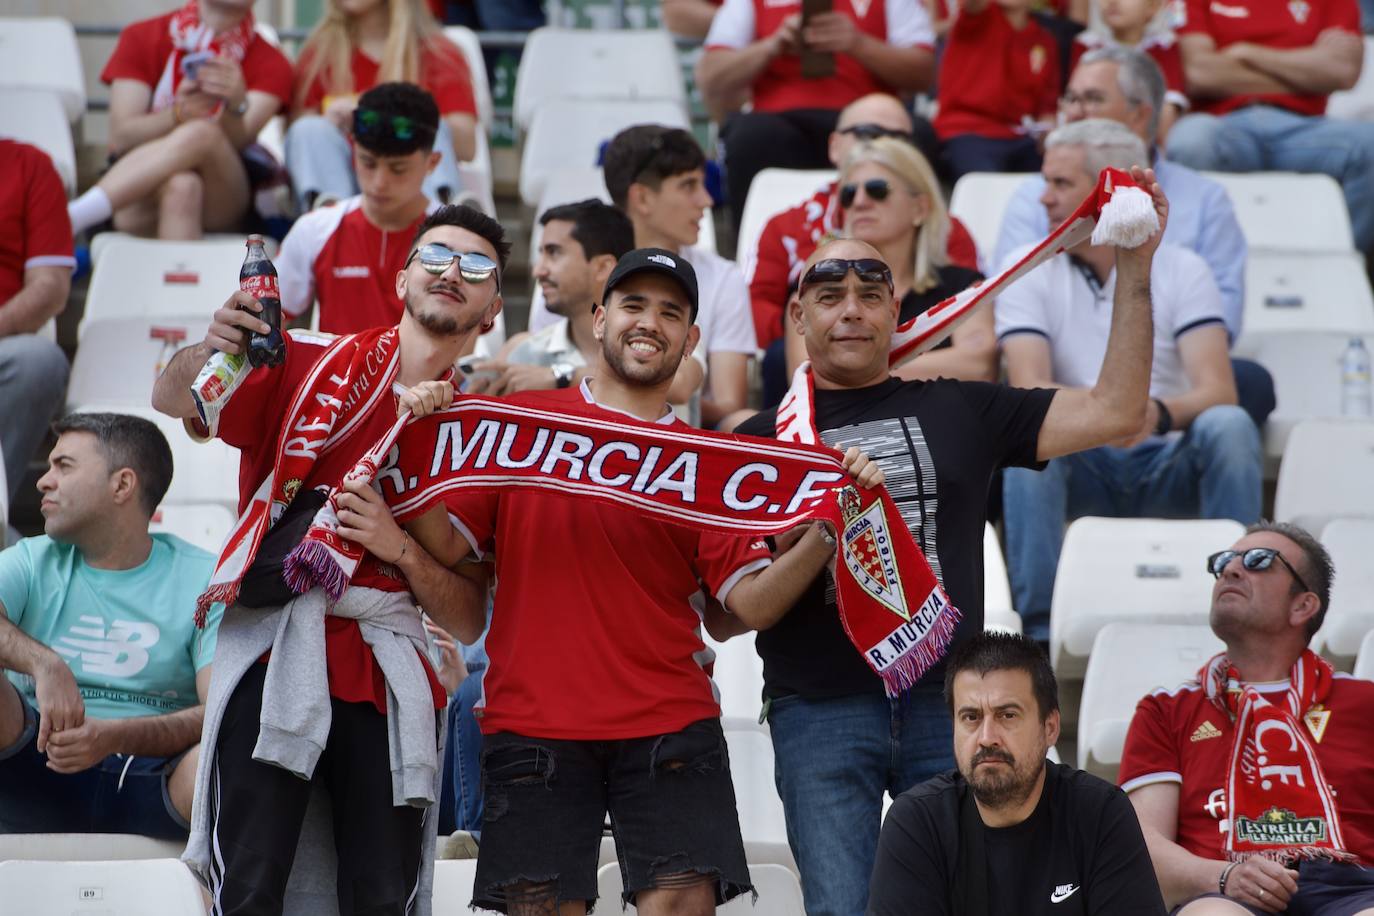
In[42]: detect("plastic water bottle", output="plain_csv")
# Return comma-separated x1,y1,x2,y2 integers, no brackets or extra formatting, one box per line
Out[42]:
1342,337,1373,417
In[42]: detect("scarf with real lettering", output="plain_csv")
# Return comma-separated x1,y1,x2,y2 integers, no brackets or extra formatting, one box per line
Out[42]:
194,326,400,625
151,0,257,113
1202,650,1355,864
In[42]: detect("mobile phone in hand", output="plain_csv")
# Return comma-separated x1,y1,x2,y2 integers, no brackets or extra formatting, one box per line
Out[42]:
800,0,836,79
180,50,214,81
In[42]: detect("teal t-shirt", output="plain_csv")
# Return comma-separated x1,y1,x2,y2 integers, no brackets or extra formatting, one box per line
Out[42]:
0,534,224,720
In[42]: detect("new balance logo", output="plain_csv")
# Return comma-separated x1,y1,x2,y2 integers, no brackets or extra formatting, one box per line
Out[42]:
1050,884,1079,903
1191,721,1223,742
53,616,160,678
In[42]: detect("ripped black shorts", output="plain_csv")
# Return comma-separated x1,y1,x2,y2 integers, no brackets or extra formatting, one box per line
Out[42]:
470,718,753,913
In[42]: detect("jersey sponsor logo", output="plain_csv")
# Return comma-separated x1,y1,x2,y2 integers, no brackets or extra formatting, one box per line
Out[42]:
332,265,371,279
1288,0,1310,21
1205,788,1229,822
1304,705,1331,743
52,615,161,678
1208,0,1251,15
1191,720,1223,742
1233,806,1328,845
1050,883,1079,903
839,485,910,621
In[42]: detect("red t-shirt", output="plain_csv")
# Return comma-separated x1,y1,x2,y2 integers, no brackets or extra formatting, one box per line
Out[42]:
217,331,446,712
277,195,436,334
100,11,293,108
1176,0,1361,116
1119,675,1374,862
295,40,476,116
745,181,980,346
1071,31,1190,111
934,4,1061,140
704,0,936,112
446,384,774,740
0,140,75,305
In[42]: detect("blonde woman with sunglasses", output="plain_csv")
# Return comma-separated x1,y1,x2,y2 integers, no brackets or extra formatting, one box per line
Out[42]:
785,137,997,383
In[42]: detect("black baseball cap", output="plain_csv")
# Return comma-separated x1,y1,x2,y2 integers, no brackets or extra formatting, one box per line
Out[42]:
602,248,699,322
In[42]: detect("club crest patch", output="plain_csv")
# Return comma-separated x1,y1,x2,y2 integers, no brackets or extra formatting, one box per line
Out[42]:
839,486,910,621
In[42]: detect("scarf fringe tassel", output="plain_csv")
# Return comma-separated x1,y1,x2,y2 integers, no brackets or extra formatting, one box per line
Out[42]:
195,583,238,629
1091,185,1158,249
284,540,351,603
1230,847,1360,865
879,604,963,697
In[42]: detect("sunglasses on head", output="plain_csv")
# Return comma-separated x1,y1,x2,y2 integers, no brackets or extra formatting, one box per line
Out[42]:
839,178,894,209
798,258,894,295
406,243,501,290
839,123,912,142
1206,547,1313,594
353,108,434,143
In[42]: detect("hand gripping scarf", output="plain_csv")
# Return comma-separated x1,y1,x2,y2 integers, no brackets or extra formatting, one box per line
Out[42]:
151,0,257,114
1202,650,1357,864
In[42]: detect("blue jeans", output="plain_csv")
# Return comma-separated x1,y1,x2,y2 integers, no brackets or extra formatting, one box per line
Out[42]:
1166,105,1374,251
940,134,1042,182
1003,405,1262,640
283,115,465,212
0,334,68,504
768,685,955,916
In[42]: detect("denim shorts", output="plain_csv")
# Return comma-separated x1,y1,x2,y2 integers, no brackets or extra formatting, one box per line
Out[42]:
472,717,752,913
0,696,189,838
1173,860,1374,916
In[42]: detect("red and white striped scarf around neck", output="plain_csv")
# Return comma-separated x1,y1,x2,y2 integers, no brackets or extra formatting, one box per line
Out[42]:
151,0,257,113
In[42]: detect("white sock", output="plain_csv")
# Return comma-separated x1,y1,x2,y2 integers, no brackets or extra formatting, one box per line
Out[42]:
68,187,113,235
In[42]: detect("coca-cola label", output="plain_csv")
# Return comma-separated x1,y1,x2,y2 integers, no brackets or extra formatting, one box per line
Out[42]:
241,273,279,301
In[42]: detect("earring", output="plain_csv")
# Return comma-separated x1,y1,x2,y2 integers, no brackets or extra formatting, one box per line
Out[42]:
480,320,494,334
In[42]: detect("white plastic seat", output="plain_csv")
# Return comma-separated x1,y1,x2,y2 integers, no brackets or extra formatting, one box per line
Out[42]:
948,171,1038,262
736,168,835,271
983,522,1019,633
81,236,248,339
518,98,689,206
0,833,185,863
1314,519,1374,666
0,17,85,122
0,89,76,195
1078,623,1223,779
88,231,267,266
1242,331,1360,463
456,129,496,216
1050,517,1244,679
722,727,790,853
0,858,204,914
432,858,503,914
1353,630,1374,680
1326,37,1374,122
1274,419,1374,533
443,26,493,129
1232,254,1374,353
67,317,211,410
513,28,686,132
149,502,236,553
1205,171,1355,253
597,862,804,914
703,631,765,726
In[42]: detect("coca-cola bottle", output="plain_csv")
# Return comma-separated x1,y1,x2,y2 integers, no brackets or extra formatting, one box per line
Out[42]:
241,234,285,368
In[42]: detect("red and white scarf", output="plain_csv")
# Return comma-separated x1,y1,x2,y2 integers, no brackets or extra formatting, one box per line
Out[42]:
195,326,400,624
1203,650,1355,864
151,0,257,113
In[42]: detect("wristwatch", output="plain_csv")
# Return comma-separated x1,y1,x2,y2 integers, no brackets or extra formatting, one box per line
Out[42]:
231,97,249,117
550,361,576,389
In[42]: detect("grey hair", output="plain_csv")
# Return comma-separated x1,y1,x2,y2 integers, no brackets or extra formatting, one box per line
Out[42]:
1045,118,1150,178
1079,45,1166,143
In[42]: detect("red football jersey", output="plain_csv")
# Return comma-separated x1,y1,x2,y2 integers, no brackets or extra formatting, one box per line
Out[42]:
1071,31,1191,111
1119,675,1374,862
0,140,75,305
934,4,1061,140
1176,0,1361,116
295,39,476,116
446,384,774,740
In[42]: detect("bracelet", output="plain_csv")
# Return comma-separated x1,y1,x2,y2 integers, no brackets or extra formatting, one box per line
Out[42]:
1152,397,1173,436
816,523,837,548
393,531,410,565
1218,861,1239,895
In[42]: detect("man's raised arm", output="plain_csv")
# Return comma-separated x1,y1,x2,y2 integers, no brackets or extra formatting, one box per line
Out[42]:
152,290,271,419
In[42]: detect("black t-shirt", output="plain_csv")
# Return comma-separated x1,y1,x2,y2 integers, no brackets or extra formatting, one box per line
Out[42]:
867,762,1167,916
900,265,985,352
735,378,1054,699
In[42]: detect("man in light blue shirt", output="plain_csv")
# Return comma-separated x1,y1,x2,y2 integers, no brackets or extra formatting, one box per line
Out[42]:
0,412,221,838
993,46,1275,427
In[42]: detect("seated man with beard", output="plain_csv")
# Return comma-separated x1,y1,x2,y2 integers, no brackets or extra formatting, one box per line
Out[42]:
867,632,1166,916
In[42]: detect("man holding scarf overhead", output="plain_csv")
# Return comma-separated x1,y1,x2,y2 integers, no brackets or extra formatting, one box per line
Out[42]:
731,166,1169,916
1121,522,1374,915
151,204,507,914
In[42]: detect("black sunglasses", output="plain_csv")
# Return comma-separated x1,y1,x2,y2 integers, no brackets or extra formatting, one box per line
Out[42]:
353,108,435,143
839,123,912,142
406,243,501,291
1206,547,1313,594
799,258,894,295
839,178,893,209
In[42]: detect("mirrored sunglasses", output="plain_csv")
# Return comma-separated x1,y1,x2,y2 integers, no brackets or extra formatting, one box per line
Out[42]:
1206,547,1313,594
406,243,501,290
798,258,894,295
353,108,434,143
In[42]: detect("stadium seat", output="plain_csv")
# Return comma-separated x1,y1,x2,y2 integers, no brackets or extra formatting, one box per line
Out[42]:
88,231,272,266
1328,37,1374,123
67,317,210,410
1231,253,1374,352
1205,172,1355,253
1274,418,1374,534
518,98,690,206
1077,623,1223,780
736,168,836,271
722,726,794,870
1315,518,1374,668
0,858,204,915
597,862,805,914
703,631,765,728
1049,517,1244,679
432,859,502,914
0,88,76,195
0,833,185,863
0,17,85,122
443,26,493,129
513,28,686,132
983,523,1021,634
948,172,1036,264
149,501,236,553
456,129,497,216
81,236,247,339
1241,331,1361,464
1353,629,1374,680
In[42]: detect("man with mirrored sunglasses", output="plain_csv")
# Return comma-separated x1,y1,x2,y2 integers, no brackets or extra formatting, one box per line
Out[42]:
1121,521,1374,916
